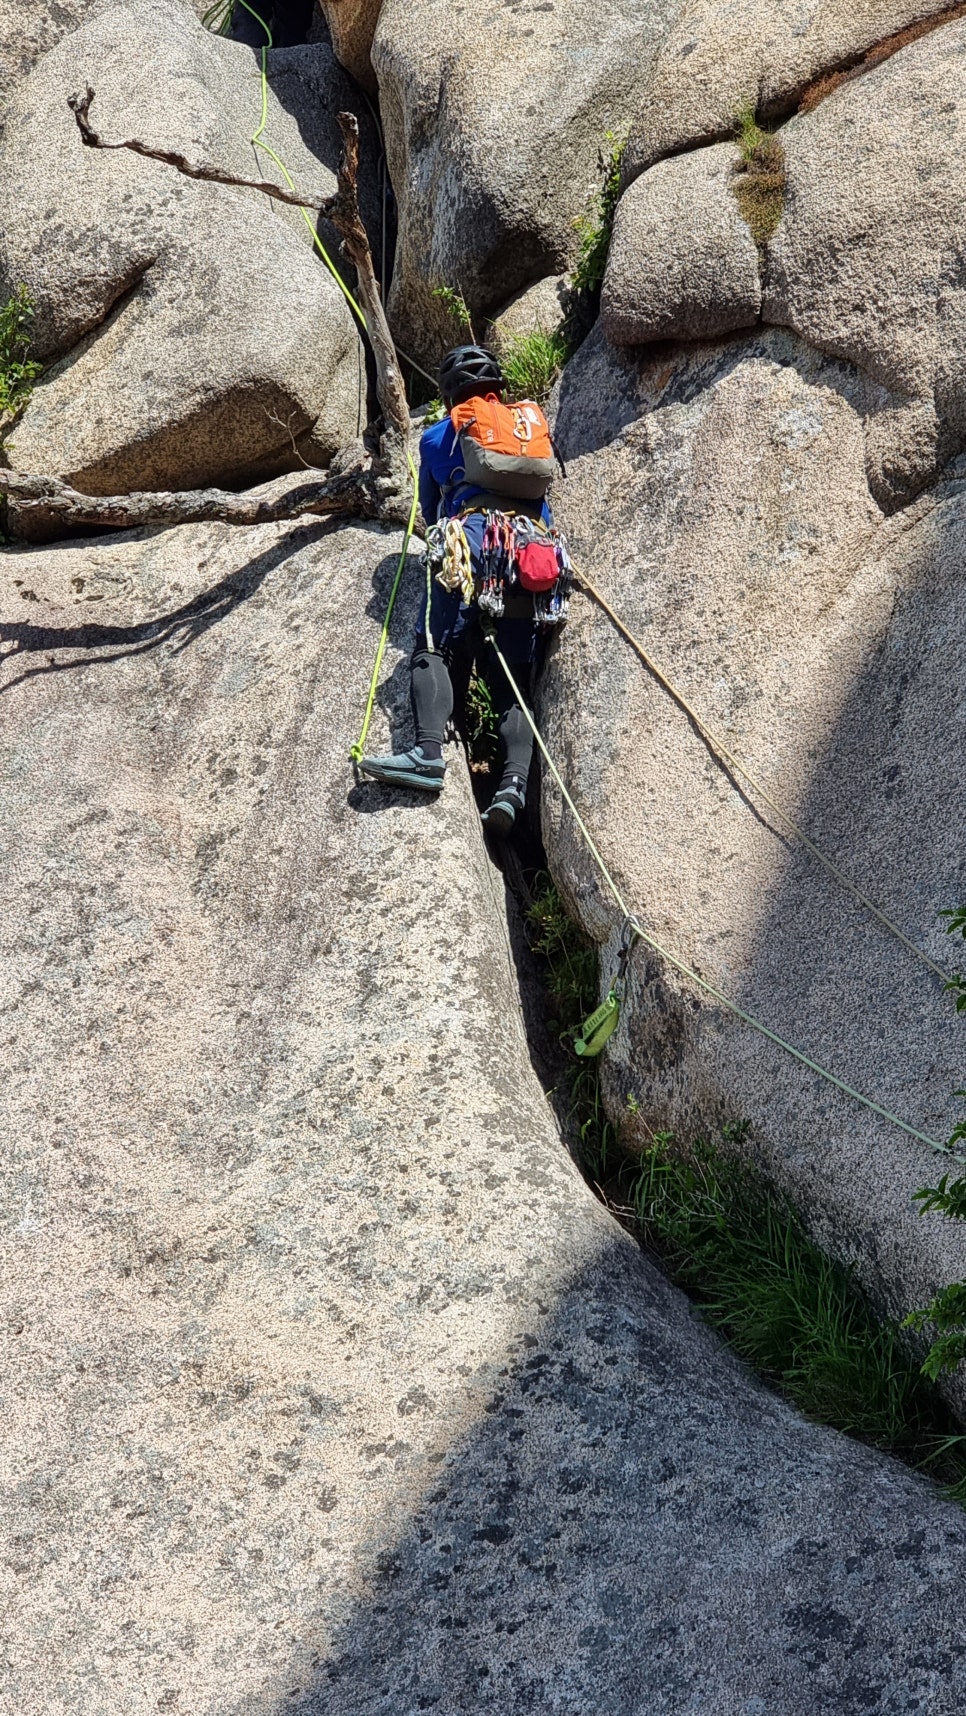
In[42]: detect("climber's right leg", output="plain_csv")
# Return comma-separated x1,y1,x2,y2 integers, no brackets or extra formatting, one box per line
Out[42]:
359,588,465,794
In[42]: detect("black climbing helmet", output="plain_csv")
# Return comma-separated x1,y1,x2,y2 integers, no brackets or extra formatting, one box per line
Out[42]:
438,344,505,407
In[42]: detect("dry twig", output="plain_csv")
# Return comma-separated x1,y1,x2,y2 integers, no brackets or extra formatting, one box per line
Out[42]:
67,86,330,210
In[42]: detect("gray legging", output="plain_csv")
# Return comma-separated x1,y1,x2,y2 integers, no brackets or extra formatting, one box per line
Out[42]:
411,632,537,796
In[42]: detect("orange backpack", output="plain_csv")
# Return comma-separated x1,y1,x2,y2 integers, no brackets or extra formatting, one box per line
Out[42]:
450,393,556,501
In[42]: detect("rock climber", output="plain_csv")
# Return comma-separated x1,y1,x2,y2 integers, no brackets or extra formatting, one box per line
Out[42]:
229,0,316,49
360,344,567,839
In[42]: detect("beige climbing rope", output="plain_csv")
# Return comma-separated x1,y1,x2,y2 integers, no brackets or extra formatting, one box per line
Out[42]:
572,567,951,987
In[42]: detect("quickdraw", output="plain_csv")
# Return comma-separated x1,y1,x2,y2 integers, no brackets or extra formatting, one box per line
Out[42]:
574,917,640,1057
472,511,573,627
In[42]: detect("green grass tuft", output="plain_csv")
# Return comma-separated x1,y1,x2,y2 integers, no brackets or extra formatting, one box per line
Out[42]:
571,132,626,297
631,1133,961,1455
498,328,571,405
0,286,42,437
732,104,786,249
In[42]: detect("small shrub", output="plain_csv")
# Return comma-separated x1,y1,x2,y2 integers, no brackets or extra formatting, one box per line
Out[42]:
432,283,475,342
498,328,571,404
732,105,786,249
571,132,626,297
0,286,42,437
465,670,500,774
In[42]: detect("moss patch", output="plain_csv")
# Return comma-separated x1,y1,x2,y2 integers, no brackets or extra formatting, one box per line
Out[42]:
799,3,966,114
732,106,786,249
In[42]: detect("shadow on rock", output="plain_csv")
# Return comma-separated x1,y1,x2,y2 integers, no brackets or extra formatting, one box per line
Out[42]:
266,1251,966,1716
0,520,339,696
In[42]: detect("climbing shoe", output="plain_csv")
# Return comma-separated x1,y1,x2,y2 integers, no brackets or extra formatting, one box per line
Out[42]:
359,746,446,793
481,782,526,838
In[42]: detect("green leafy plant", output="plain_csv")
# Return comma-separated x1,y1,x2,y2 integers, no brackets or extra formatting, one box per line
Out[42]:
732,101,786,249
905,1283,966,1383
465,670,500,773
571,132,626,297
432,283,475,341
499,328,571,404
0,286,42,436
904,906,966,1383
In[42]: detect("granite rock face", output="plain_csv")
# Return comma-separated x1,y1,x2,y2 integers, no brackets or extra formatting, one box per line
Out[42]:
0,0,210,108
0,1,368,498
764,18,966,509
547,325,966,1364
319,0,382,91
4,507,966,1712
622,0,960,177
372,0,682,366
601,142,761,347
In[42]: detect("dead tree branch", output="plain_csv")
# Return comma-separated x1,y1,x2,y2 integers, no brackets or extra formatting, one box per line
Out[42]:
0,466,408,531
1,91,420,539
328,111,411,450
67,87,330,211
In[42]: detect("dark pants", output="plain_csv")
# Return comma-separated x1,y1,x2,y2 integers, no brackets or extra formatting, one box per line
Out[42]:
229,0,315,48
414,515,544,795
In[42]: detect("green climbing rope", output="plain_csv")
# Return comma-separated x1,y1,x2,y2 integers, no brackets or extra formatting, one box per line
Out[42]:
484,627,962,1163
211,6,423,758
349,452,420,764
234,1,367,325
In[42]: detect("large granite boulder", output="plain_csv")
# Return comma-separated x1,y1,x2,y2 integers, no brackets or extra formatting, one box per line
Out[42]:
0,0,369,501
764,16,966,508
601,141,761,346
4,505,966,1709
319,0,381,91
622,0,960,178
0,0,210,109
603,18,966,509
547,324,966,1378
371,0,682,367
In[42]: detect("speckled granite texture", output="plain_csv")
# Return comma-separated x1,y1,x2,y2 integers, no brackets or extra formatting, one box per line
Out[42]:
3,517,966,1714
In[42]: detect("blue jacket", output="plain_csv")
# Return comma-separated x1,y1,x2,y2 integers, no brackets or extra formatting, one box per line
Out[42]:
419,414,552,525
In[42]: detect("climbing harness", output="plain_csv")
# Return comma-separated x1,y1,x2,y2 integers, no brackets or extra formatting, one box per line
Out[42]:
575,918,639,1057
571,566,951,988
482,622,962,1162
